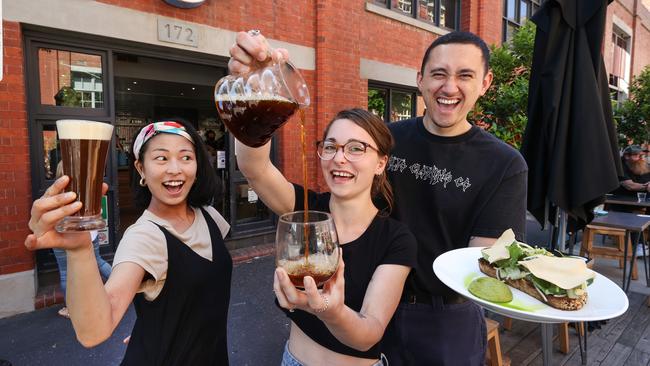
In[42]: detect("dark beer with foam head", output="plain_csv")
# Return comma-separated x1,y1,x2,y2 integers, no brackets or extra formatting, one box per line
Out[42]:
56,119,114,232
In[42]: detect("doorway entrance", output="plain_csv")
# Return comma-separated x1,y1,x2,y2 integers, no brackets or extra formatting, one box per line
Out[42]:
25,28,278,282
113,53,228,234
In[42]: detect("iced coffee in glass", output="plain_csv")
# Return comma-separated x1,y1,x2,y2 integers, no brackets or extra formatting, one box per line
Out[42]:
55,119,114,232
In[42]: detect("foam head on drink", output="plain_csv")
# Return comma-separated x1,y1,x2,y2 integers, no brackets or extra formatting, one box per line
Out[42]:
56,119,113,231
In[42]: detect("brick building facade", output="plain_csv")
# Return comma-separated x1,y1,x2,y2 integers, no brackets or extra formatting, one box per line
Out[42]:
0,0,648,317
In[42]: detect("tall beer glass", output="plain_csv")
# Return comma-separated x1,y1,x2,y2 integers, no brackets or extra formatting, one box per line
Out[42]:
55,119,114,232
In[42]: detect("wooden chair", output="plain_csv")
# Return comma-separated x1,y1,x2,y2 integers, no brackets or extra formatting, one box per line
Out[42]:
580,224,637,280
485,317,504,366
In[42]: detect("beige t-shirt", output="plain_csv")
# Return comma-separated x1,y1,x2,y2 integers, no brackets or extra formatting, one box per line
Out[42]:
112,206,230,300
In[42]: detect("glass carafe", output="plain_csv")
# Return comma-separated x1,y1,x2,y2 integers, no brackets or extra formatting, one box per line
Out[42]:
215,57,310,147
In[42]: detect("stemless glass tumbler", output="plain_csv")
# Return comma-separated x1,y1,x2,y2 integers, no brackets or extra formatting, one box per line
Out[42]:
275,211,339,288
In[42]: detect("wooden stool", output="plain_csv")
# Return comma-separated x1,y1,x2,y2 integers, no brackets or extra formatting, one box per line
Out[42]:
486,317,503,366
502,317,574,354
580,224,637,280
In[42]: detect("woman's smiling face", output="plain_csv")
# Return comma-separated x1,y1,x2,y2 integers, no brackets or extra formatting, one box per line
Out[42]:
320,118,387,201
135,133,197,210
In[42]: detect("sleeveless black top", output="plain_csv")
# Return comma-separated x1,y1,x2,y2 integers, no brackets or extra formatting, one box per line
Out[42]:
121,208,232,366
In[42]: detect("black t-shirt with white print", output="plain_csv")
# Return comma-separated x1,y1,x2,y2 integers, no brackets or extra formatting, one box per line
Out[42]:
387,117,528,297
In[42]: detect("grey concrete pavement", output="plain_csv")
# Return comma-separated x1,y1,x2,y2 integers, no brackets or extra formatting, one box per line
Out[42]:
0,256,288,366
1,217,648,365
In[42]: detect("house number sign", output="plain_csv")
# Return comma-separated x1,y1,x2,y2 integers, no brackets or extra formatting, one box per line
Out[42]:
158,18,199,47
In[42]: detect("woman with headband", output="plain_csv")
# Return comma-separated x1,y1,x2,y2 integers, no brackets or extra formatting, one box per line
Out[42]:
25,119,232,365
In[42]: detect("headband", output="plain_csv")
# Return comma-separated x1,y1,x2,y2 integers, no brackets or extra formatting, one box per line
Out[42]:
133,121,194,158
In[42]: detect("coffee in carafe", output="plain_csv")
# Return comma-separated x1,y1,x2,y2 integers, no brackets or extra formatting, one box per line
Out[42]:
214,56,309,147
215,95,298,148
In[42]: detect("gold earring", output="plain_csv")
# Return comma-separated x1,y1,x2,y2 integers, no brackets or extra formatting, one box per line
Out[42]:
139,177,146,187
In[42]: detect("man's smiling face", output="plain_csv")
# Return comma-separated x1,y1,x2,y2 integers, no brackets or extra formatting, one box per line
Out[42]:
417,43,493,136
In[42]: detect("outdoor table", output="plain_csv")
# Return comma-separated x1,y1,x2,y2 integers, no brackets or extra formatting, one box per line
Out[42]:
604,194,650,210
590,211,650,291
434,247,629,366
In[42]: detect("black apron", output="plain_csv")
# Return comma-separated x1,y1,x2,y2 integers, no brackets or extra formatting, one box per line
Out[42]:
121,208,232,366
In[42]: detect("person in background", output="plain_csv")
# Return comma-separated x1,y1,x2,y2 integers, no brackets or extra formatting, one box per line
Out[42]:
205,129,224,151
25,119,232,365
615,144,650,197
52,161,112,318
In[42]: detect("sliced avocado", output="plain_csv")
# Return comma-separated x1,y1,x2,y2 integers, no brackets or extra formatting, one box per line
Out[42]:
468,277,513,303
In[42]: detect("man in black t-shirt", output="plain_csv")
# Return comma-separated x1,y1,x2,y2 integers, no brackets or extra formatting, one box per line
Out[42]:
380,32,528,366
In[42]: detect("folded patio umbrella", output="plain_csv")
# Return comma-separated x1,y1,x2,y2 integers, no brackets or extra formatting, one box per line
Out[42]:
522,0,622,230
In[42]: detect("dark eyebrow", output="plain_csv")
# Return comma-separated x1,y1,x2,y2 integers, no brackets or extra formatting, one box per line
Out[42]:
458,69,477,75
324,138,368,144
150,148,195,153
429,67,448,75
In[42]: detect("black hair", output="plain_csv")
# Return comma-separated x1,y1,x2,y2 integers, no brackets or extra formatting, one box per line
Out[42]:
130,118,218,210
420,31,491,76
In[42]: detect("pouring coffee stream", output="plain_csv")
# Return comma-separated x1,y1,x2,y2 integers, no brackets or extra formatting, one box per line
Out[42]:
216,37,337,286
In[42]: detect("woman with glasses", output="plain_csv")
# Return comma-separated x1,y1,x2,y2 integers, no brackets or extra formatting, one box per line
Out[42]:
236,108,417,366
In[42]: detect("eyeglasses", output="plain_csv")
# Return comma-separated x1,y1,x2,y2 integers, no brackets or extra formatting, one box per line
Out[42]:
316,140,379,161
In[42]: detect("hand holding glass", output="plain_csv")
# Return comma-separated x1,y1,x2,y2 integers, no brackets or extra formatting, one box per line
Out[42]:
55,120,113,232
276,211,339,287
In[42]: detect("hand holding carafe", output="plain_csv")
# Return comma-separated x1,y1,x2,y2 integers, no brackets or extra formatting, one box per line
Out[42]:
216,30,309,147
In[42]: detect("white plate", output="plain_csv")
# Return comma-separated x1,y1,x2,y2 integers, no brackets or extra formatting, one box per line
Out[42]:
433,247,629,323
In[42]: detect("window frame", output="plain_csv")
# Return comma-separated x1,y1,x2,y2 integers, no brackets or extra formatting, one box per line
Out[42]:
374,0,461,31
28,42,111,118
368,81,421,123
502,0,543,43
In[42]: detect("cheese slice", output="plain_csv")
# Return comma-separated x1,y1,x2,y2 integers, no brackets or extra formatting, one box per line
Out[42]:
518,256,596,289
481,229,516,264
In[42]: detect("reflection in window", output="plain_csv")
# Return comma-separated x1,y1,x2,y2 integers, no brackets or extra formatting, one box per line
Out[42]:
38,48,104,108
42,125,59,180
391,91,413,122
380,0,457,29
235,183,271,223
440,0,456,29
395,0,413,14
368,88,387,120
418,0,435,23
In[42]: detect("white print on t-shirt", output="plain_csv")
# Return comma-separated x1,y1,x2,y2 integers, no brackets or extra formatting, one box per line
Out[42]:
388,156,472,192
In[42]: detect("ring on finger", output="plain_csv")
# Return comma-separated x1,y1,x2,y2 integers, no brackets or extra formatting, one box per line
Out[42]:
248,29,261,36
315,295,329,313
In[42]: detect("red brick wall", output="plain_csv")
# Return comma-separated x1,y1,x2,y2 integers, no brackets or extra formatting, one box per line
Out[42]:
95,0,315,48
0,21,33,275
631,3,650,77
604,1,650,84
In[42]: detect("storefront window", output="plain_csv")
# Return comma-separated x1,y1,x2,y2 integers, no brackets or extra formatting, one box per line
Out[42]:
38,48,104,108
235,183,271,223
